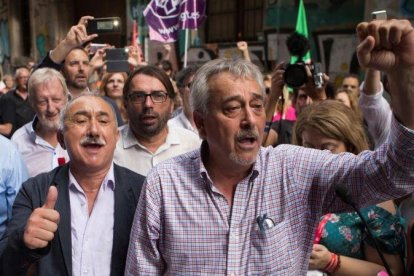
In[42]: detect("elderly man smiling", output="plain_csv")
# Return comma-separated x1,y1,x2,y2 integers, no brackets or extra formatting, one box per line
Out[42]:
1,94,145,276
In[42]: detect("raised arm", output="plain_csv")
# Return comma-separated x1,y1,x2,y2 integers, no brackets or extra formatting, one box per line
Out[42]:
359,68,392,148
49,16,97,64
357,19,414,129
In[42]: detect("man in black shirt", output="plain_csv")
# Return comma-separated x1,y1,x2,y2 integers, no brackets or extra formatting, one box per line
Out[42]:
0,67,35,138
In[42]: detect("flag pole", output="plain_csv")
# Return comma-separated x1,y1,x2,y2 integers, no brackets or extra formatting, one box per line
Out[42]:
183,28,189,68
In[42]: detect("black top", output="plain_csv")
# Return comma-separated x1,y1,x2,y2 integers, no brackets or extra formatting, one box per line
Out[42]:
0,89,35,138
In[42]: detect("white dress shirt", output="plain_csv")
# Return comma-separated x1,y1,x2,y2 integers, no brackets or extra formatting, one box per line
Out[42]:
11,117,69,177
69,164,115,276
114,122,201,176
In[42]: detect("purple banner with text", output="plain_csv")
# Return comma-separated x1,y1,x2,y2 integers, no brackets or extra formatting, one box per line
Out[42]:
144,0,206,42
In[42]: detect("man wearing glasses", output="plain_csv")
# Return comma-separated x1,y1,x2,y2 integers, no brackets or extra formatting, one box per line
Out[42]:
0,67,34,138
114,66,200,176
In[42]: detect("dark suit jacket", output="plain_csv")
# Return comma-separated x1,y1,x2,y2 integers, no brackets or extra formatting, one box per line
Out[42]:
0,163,145,276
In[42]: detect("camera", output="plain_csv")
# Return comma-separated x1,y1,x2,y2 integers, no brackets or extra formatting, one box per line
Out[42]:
86,17,122,35
283,62,323,88
283,32,324,88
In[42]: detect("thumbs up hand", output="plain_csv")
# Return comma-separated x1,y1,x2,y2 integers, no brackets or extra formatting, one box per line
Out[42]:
23,186,60,250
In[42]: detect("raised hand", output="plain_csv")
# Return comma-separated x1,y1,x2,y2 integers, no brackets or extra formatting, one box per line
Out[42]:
237,41,248,52
89,44,113,70
64,16,98,49
50,15,98,64
356,19,414,73
23,186,60,250
357,19,414,129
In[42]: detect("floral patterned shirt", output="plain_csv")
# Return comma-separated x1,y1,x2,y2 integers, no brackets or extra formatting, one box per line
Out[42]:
319,205,405,259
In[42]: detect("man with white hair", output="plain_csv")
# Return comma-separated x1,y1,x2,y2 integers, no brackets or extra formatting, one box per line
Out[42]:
1,94,145,275
12,68,70,177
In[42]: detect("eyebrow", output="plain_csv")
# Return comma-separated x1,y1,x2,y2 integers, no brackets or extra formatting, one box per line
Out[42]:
71,110,111,118
223,92,264,103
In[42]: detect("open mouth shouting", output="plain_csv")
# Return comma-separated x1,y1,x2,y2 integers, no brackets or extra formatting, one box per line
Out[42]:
236,129,259,150
80,135,106,153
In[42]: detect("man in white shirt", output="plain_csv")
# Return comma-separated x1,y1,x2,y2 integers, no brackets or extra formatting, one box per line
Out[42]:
114,65,200,176
12,68,70,177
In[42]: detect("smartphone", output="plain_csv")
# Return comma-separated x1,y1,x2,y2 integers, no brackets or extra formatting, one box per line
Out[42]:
106,61,130,73
106,48,129,60
89,43,106,54
86,17,122,34
371,10,387,20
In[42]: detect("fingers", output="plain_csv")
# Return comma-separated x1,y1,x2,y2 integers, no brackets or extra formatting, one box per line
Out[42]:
357,19,413,50
23,228,55,249
23,206,60,249
356,36,375,67
43,186,58,209
78,15,94,26
356,22,369,43
312,243,325,251
322,73,329,83
67,25,97,47
271,62,285,91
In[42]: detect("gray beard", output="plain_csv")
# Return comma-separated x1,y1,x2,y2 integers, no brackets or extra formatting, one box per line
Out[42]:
229,152,256,166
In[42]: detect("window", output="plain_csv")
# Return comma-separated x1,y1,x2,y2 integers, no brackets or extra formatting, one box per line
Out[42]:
206,0,264,42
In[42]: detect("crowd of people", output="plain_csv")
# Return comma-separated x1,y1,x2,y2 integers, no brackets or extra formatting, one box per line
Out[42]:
0,15,414,276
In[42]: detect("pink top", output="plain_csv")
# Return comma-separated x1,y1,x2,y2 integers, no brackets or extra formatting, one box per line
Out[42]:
272,106,297,122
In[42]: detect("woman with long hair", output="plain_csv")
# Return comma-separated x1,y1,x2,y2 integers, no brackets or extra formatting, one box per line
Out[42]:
100,72,128,124
293,100,405,275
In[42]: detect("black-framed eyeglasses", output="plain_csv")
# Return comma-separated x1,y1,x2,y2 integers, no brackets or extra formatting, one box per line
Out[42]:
128,91,168,104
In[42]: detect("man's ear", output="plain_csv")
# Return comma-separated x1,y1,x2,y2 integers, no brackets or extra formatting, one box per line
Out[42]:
193,111,206,140
57,130,66,149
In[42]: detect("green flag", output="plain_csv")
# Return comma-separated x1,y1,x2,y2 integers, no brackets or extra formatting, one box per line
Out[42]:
290,0,311,64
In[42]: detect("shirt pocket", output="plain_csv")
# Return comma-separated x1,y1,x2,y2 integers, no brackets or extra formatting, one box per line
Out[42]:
249,220,290,274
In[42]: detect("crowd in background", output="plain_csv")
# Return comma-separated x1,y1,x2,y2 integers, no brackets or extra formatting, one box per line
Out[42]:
0,15,414,276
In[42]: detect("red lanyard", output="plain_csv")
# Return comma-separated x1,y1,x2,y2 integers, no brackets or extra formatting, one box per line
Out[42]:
313,213,332,244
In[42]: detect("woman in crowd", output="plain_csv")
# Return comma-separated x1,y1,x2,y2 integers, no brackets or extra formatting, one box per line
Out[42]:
100,72,128,124
293,100,405,275
334,87,362,120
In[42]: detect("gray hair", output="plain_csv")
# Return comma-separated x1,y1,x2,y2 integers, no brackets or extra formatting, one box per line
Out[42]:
190,58,265,117
28,68,70,105
59,92,118,131
14,67,29,80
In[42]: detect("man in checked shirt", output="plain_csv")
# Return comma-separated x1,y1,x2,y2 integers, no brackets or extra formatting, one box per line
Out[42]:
125,19,414,275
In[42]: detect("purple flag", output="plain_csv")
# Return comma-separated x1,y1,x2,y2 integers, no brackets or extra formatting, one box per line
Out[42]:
144,0,206,42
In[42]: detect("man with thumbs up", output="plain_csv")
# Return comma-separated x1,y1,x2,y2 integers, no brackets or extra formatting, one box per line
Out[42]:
0,94,145,275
